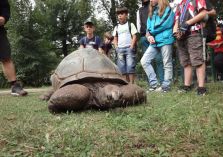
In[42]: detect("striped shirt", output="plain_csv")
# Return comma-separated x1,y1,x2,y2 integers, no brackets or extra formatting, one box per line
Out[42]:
175,0,207,31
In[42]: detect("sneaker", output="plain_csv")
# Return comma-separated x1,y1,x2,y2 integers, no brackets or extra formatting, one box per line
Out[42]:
148,85,157,91
161,86,170,93
197,87,207,96
11,82,28,96
178,85,192,93
155,86,170,92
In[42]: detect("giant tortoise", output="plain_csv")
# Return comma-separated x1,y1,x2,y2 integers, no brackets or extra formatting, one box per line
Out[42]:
44,48,146,113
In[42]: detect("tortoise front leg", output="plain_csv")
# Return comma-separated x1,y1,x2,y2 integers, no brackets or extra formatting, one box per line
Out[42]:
119,84,147,106
48,84,91,113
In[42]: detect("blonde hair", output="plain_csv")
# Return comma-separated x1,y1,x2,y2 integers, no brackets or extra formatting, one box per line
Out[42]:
149,0,169,18
104,32,113,41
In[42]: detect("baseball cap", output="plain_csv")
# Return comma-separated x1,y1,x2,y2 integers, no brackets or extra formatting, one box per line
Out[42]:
84,19,94,26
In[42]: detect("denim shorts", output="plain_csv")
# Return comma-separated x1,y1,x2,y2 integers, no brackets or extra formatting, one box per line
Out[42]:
116,47,136,74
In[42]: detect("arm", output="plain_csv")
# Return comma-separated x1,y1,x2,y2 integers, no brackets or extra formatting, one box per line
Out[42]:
0,0,10,26
136,10,141,32
186,10,208,26
146,19,155,44
130,34,137,49
130,23,138,49
207,8,216,17
152,7,175,34
112,27,118,48
79,37,85,49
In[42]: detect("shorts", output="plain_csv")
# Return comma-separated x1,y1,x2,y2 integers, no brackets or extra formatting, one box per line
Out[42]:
116,47,136,74
0,28,11,61
176,33,204,67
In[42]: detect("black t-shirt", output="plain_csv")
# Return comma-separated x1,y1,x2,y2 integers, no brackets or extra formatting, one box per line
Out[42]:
101,43,112,55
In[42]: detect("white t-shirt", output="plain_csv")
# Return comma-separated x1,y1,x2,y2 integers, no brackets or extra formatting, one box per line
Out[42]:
113,22,138,48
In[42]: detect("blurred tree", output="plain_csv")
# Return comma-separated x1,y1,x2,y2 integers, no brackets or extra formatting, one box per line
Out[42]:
92,0,139,27
35,0,92,57
7,0,58,86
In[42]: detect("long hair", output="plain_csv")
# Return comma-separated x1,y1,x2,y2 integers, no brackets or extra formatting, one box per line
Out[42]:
149,0,169,18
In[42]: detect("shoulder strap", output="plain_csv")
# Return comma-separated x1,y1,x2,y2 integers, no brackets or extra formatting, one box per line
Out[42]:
180,0,190,25
84,36,87,45
115,25,118,37
128,21,132,38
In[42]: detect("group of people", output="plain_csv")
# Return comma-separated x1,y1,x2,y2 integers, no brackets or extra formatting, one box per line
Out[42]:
1,0,221,97
79,0,220,96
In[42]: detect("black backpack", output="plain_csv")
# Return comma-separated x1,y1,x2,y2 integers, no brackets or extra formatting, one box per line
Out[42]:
204,17,216,43
204,0,216,42
191,0,216,42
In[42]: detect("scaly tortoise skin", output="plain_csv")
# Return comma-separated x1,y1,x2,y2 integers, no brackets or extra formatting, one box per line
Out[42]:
46,48,146,113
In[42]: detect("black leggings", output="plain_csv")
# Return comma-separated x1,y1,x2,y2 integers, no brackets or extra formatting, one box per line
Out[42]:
214,53,223,73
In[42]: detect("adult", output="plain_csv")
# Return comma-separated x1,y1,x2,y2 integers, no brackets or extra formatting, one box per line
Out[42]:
0,0,27,96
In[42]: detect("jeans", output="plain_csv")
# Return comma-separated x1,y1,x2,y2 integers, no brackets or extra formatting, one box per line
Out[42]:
140,36,164,83
141,44,173,88
116,47,136,74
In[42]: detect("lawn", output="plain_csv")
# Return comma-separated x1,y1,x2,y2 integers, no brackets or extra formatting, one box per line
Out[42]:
0,82,223,157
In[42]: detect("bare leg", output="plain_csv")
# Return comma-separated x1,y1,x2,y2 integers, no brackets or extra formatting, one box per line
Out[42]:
1,59,16,81
184,65,193,86
196,63,205,87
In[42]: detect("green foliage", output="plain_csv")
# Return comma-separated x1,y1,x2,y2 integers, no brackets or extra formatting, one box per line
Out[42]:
7,0,59,86
35,0,92,56
0,83,223,156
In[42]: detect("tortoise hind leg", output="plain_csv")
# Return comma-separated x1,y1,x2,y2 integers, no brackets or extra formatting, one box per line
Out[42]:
48,84,91,113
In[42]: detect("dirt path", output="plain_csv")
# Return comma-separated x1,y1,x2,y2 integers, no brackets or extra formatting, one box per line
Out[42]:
0,87,51,95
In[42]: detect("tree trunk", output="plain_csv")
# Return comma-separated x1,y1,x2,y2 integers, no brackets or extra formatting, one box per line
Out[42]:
62,38,68,57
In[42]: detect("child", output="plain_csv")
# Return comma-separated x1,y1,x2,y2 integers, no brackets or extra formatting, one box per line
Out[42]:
101,32,114,58
173,0,208,95
140,0,175,92
79,20,103,53
113,7,138,84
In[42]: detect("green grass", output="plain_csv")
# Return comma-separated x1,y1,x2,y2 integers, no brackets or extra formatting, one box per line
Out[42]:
0,83,223,157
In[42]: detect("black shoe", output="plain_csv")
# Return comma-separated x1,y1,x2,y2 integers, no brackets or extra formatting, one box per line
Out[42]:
197,87,207,96
11,82,28,96
178,85,192,93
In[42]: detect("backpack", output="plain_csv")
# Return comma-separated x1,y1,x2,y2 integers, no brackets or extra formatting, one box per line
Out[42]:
203,0,216,42
204,17,216,43
191,0,216,42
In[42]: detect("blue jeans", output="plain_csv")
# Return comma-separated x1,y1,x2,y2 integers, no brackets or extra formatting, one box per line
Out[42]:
141,44,173,88
116,47,136,74
140,36,164,83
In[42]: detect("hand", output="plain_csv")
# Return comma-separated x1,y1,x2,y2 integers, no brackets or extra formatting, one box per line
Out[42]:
0,16,5,26
147,36,155,44
173,31,185,40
